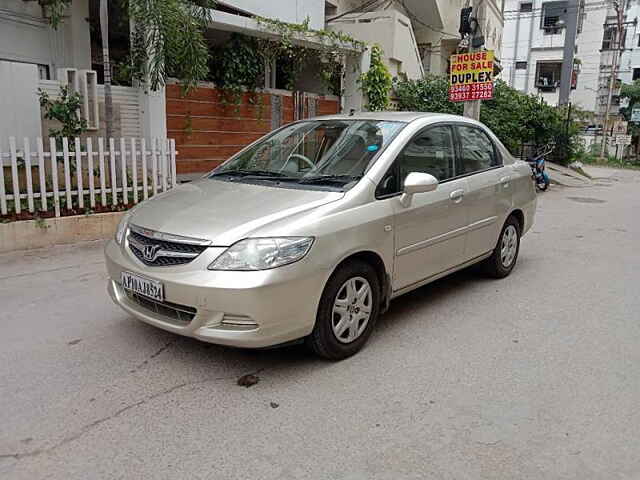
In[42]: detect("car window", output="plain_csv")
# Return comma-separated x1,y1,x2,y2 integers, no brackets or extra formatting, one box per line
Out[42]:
376,125,456,198
456,125,499,174
398,126,456,183
376,167,399,197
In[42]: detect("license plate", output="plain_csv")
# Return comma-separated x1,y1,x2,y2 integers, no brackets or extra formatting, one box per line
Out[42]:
121,272,164,301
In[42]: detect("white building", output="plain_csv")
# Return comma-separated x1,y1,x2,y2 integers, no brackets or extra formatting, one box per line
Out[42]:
619,0,640,85
327,0,504,79
501,0,609,113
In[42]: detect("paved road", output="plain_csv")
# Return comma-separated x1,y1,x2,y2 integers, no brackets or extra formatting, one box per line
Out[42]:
1,167,639,480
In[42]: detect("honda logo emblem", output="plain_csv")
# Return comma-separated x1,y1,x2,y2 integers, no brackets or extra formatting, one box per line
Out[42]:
143,244,161,262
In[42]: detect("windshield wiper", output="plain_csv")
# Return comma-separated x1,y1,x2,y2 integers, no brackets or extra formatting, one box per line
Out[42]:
298,174,362,185
210,169,290,178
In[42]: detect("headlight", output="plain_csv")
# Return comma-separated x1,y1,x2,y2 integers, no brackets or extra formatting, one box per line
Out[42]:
115,213,131,245
208,237,314,271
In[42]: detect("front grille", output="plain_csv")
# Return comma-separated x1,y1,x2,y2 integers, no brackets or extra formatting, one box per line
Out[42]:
125,290,197,325
128,226,209,267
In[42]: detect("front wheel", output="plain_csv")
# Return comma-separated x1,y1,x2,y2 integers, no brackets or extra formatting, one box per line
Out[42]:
481,216,521,278
306,260,380,360
536,177,549,191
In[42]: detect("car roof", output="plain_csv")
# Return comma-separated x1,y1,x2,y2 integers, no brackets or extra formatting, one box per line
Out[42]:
313,111,483,125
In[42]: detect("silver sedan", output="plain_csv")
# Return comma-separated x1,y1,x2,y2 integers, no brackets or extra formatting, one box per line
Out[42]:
105,112,537,360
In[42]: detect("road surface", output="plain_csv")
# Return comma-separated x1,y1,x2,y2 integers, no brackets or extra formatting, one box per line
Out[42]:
1,167,639,479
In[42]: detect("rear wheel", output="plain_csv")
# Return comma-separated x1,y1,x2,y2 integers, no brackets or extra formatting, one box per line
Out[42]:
481,215,521,278
306,260,380,360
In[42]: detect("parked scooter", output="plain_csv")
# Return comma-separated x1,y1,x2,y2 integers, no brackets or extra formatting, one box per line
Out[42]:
527,146,552,191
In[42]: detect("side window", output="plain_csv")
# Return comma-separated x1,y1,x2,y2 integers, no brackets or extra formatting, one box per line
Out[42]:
376,125,456,198
376,167,399,197
456,125,498,174
398,126,456,184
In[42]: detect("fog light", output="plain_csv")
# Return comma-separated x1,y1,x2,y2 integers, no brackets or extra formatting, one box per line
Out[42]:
221,314,258,328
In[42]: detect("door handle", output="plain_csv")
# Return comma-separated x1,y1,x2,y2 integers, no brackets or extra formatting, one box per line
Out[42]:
500,175,511,187
450,189,465,203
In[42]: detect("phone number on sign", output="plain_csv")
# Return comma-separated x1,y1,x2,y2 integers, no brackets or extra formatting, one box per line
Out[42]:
449,84,493,102
450,83,493,93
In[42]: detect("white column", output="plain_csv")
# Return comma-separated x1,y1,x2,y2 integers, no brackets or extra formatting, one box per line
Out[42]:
139,86,167,141
70,0,91,70
0,62,42,149
342,48,371,113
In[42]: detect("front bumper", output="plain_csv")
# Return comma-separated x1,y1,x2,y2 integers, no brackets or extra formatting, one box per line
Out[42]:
104,240,328,348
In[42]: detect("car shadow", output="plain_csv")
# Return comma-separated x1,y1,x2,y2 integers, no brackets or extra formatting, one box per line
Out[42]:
375,266,485,335
119,265,493,381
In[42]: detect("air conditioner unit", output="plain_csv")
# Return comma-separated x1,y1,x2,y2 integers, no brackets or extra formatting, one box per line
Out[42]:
79,70,99,130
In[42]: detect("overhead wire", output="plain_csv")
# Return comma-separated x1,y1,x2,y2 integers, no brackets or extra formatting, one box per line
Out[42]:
325,0,384,23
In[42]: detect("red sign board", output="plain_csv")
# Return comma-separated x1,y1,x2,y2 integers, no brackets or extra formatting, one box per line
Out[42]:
449,82,494,102
449,51,495,102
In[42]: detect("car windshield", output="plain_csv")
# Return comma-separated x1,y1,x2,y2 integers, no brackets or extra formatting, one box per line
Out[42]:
210,119,405,189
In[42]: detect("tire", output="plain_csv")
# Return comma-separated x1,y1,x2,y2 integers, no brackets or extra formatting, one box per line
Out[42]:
537,180,549,191
481,215,521,278
306,260,380,360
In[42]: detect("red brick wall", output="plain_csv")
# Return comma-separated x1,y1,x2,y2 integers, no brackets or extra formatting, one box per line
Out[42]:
166,84,340,174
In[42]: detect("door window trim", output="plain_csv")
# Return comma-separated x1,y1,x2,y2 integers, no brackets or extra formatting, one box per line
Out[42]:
452,123,503,176
375,121,503,199
375,122,460,199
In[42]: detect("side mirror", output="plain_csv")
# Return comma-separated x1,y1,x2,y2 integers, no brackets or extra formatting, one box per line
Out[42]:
400,172,438,207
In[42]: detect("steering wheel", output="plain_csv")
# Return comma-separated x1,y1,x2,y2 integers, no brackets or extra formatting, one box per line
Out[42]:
280,153,315,173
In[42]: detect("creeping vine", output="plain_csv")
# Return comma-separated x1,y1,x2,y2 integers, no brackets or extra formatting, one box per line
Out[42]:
255,16,365,94
359,44,392,111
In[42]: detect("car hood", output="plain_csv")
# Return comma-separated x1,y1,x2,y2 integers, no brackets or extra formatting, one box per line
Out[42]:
129,179,344,246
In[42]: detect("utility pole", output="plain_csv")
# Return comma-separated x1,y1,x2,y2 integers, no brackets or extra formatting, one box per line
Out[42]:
558,0,579,106
557,0,579,163
463,0,484,121
601,0,626,159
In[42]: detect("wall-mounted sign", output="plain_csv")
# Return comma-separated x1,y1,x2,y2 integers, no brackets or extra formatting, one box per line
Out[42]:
449,50,495,102
631,106,640,122
612,120,628,135
615,134,632,146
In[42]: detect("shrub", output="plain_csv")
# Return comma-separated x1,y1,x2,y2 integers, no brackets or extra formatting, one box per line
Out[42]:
38,85,88,144
394,75,581,162
359,45,393,111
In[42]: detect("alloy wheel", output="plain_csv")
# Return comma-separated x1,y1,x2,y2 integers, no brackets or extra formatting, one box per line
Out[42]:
331,276,373,344
500,225,518,268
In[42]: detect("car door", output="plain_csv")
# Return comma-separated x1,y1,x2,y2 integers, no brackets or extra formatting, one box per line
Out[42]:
378,124,469,291
454,124,512,261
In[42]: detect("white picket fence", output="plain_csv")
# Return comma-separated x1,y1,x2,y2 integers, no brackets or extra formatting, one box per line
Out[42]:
0,137,177,217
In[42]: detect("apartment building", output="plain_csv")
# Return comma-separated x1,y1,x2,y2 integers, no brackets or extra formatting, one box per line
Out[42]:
501,0,609,113
619,1,640,85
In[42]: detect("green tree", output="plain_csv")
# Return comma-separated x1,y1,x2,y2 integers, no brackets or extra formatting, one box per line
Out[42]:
394,76,578,160
37,0,70,28
209,33,264,107
128,0,215,92
394,74,462,116
620,80,640,159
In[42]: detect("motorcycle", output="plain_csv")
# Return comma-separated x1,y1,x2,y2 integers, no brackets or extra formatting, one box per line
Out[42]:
527,146,552,191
